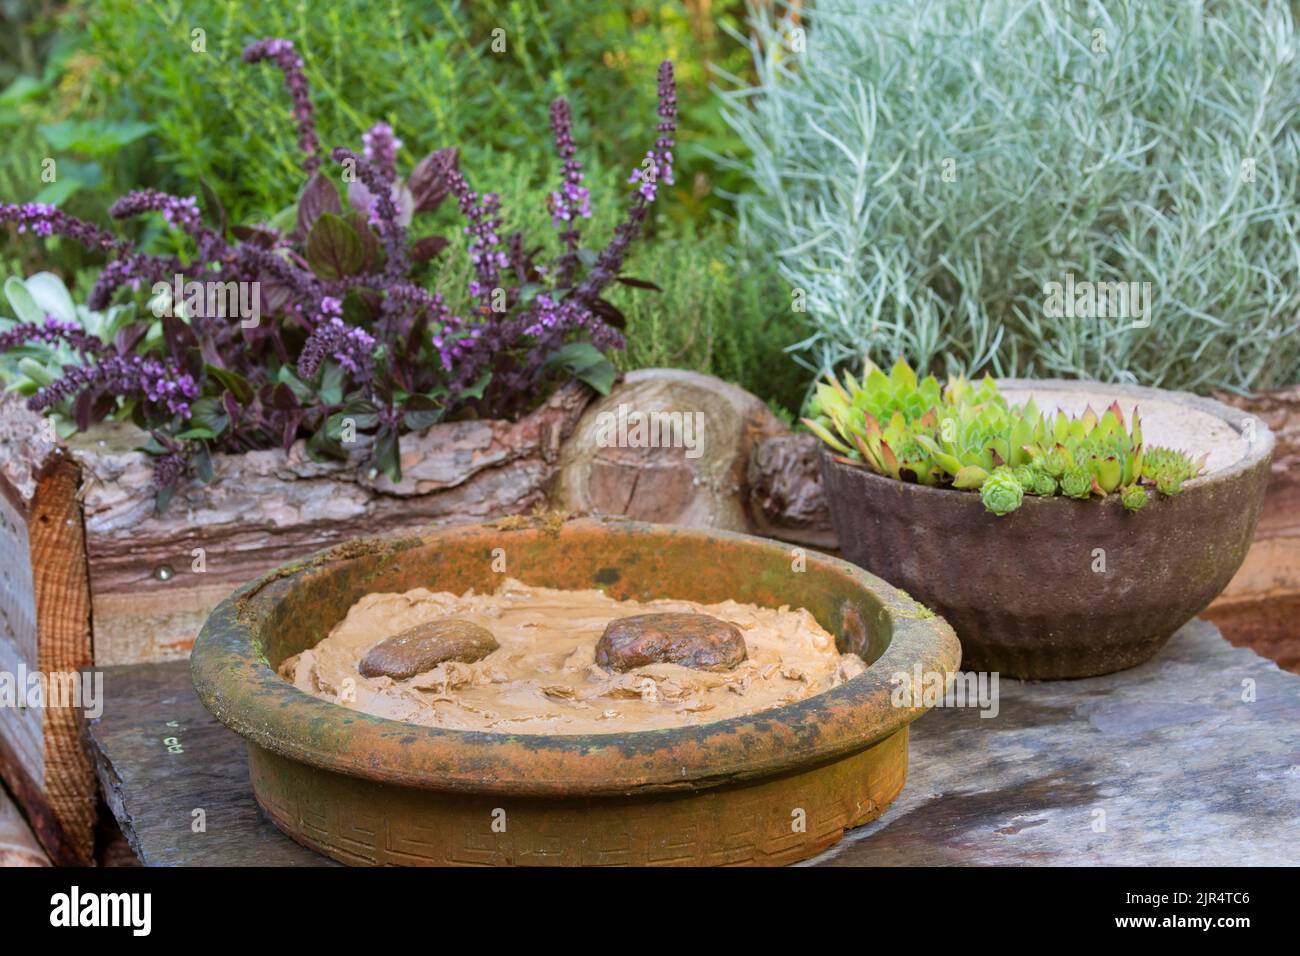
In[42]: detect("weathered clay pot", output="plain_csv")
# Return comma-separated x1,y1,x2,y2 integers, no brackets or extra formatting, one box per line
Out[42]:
822,379,1274,679
191,515,959,866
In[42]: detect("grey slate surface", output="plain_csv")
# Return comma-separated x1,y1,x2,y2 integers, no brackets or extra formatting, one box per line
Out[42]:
807,618,1300,865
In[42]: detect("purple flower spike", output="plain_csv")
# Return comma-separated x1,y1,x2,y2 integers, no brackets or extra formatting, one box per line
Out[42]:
243,38,323,174
362,122,402,182
448,170,509,308
298,315,376,383
548,99,592,285
0,203,120,251
332,147,408,280
655,60,677,187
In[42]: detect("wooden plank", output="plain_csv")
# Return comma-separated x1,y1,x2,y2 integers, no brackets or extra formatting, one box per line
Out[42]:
0,398,96,865
83,661,334,866
86,619,1300,867
0,782,49,867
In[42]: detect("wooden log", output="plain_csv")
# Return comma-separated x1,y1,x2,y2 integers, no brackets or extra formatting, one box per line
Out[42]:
0,397,96,865
1207,386,1300,671
70,382,592,665
0,782,49,867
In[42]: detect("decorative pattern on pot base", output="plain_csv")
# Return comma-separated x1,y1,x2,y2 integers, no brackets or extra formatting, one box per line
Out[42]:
249,730,907,867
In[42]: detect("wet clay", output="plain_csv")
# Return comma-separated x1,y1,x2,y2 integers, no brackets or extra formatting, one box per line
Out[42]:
279,578,866,735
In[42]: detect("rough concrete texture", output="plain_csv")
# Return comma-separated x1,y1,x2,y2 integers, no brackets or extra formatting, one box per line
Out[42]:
808,618,1300,866
1001,384,1249,473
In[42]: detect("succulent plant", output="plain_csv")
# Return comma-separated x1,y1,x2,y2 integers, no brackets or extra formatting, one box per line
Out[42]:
1121,485,1149,512
1142,446,1205,496
1060,465,1094,500
980,467,1024,515
804,357,1205,516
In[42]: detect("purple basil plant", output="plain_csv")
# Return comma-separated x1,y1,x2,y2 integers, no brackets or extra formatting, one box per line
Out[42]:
0,38,677,506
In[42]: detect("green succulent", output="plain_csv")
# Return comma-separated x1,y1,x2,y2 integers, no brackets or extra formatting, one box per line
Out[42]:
1060,465,1094,500
1031,471,1058,497
804,356,1205,517
980,467,1024,515
1121,485,1148,512
1142,446,1203,496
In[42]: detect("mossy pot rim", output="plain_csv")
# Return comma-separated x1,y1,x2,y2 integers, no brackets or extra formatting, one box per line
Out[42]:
190,516,960,798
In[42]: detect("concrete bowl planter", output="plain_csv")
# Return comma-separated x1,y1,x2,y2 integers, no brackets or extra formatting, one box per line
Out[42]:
821,379,1274,680
190,515,959,866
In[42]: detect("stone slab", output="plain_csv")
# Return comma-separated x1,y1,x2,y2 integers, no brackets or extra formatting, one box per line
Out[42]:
807,618,1300,866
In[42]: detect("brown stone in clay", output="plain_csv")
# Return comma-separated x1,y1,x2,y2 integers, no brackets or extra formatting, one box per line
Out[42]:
359,618,498,679
595,612,747,672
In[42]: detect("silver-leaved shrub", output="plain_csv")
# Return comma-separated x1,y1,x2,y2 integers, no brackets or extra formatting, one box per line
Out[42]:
721,0,1300,394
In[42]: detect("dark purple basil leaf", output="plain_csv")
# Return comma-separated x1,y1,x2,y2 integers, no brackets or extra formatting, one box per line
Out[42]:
73,388,96,431
305,213,365,280
296,172,342,238
231,224,280,248
589,297,628,330
405,313,428,355
199,178,227,237
222,390,242,428
92,392,118,424
409,234,449,264
408,147,458,213
260,281,292,316
346,210,383,271
198,338,224,368
615,276,663,291
270,381,299,411
162,314,200,360
281,412,301,451
114,324,148,355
